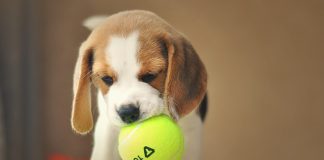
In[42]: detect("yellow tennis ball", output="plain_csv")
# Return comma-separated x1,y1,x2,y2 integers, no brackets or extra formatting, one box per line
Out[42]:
118,114,184,160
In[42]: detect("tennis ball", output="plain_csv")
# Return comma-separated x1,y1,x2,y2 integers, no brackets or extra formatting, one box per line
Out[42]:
118,114,184,160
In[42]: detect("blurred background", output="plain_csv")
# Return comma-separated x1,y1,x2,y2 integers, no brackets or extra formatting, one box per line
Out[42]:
1,0,324,160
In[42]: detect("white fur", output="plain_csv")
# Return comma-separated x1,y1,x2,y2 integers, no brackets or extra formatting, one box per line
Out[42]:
179,111,203,160
90,31,203,160
91,91,120,160
103,31,165,126
167,97,180,120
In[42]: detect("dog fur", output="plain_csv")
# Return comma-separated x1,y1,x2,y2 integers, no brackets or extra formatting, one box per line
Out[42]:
71,10,207,160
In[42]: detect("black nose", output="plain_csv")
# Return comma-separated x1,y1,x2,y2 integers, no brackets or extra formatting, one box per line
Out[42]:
117,104,140,124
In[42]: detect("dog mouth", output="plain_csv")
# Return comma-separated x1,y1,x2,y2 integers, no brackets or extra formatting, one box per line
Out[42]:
138,111,158,123
116,109,166,127
111,97,166,126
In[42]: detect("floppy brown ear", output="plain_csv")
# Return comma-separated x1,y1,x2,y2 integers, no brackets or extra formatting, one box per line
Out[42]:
163,34,207,119
71,42,94,134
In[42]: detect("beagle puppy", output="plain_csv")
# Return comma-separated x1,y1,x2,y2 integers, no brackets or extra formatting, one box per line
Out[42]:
71,10,207,160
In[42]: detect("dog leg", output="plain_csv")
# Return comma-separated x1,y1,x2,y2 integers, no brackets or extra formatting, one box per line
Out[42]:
179,111,203,160
91,115,120,160
91,92,120,160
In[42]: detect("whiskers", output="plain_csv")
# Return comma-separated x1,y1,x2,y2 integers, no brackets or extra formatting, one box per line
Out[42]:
80,69,108,81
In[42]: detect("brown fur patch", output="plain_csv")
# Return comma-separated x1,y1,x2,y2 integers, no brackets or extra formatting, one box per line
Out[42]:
71,43,94,134
137,32,167,92
163,34,207,118
91,49,116,94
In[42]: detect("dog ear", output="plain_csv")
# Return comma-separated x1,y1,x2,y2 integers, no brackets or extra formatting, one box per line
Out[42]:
163,33,207,120
82,15,107,30
71,42,94,134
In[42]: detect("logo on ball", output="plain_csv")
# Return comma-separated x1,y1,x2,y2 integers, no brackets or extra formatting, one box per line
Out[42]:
144,146,155,158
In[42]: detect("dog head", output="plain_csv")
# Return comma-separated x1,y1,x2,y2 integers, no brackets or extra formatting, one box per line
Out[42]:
71,10,207,134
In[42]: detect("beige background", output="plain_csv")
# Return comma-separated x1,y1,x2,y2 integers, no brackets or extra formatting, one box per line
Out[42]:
40,0,324,159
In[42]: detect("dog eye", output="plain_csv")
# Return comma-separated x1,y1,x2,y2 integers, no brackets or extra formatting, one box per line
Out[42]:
102,76,113,86
140,73,157,83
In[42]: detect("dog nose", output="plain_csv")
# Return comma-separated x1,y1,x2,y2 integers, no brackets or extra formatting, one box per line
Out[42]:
117,104,140,124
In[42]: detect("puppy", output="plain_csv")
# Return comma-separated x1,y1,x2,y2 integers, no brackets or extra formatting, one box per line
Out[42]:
71,10,207,160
